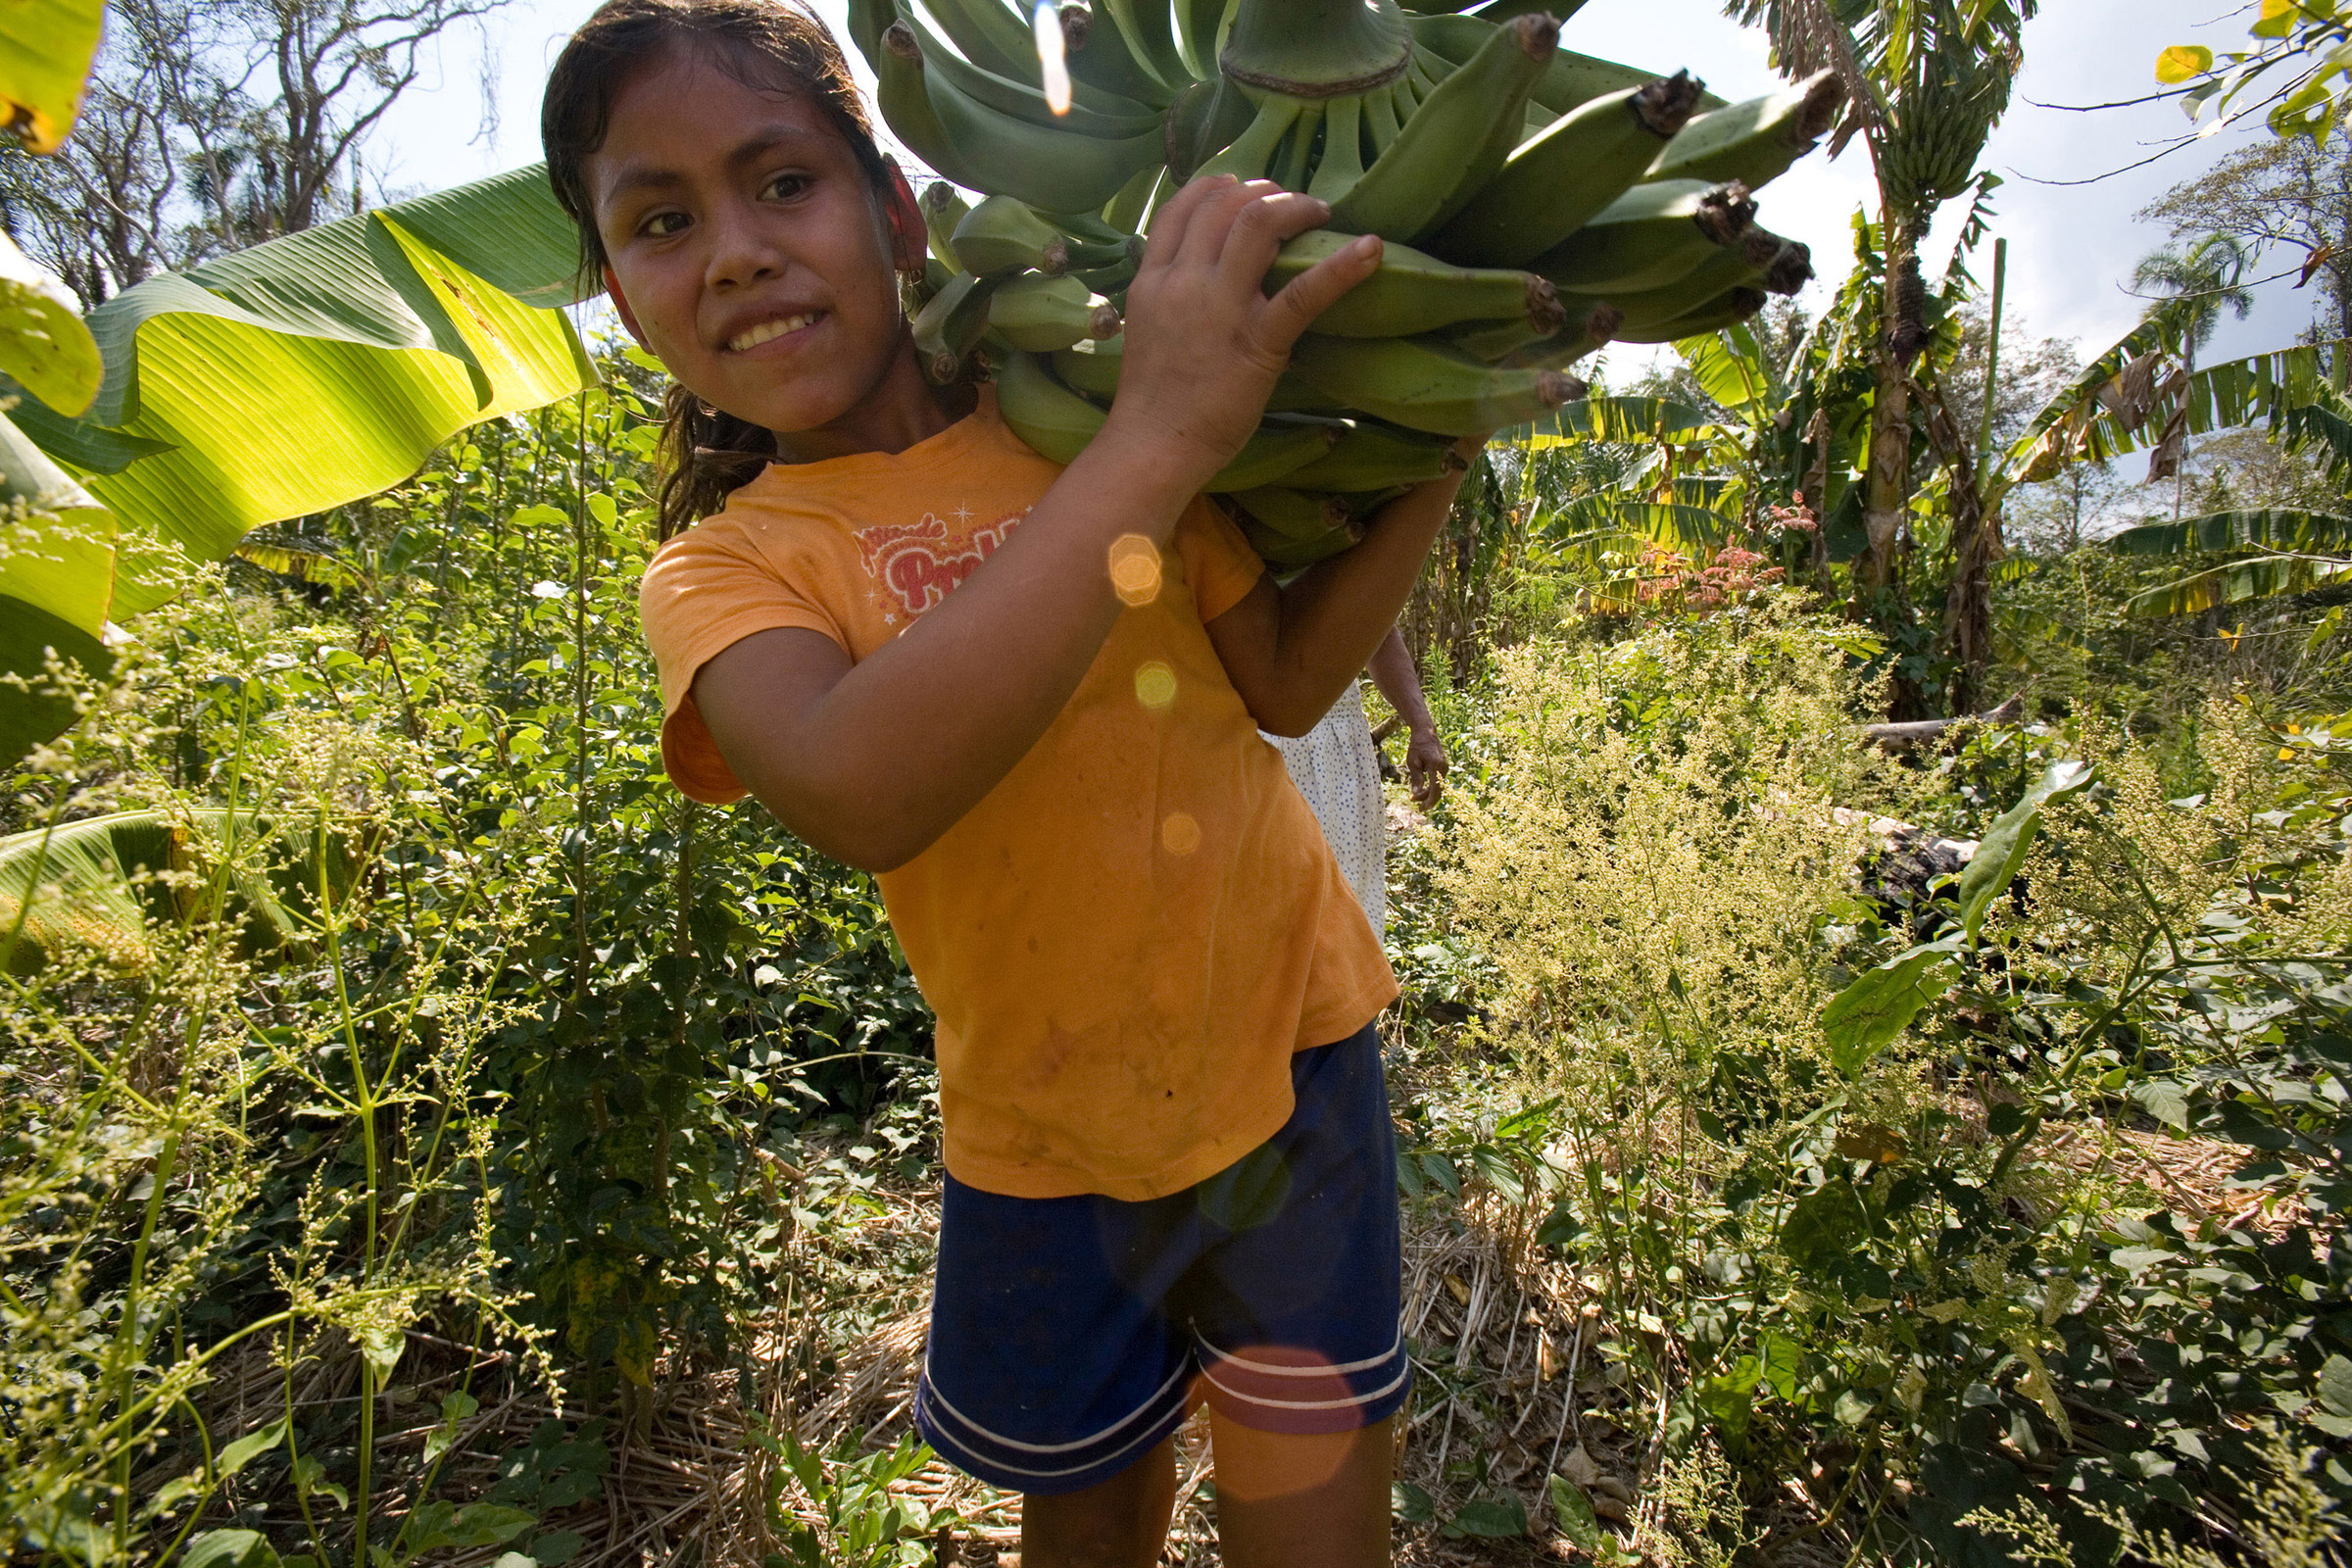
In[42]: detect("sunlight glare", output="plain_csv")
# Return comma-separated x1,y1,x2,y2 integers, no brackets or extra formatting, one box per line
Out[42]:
1035,2,1072,116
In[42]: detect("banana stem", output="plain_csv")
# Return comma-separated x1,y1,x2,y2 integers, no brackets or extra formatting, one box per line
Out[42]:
1221,0,1410,95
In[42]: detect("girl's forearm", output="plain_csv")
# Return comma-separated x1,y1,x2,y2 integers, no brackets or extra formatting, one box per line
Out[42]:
1251,469,1465,734
701,430,1199,870
1366,625,1434,732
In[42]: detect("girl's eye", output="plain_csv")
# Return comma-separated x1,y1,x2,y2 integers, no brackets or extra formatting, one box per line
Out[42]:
641,211,689,238
762,172,811,202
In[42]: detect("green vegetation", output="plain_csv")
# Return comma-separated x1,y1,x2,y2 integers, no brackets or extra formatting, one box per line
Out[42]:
4,0,2352,1564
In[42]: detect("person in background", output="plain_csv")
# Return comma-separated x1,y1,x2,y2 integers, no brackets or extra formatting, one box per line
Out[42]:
1269,623,1447,938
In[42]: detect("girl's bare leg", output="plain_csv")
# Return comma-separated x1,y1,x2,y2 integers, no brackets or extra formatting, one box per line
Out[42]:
1207,1410,1395,1568
1019,1436,1178,1568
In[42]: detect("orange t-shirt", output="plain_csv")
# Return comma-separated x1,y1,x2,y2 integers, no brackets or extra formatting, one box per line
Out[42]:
638,392,1397,1201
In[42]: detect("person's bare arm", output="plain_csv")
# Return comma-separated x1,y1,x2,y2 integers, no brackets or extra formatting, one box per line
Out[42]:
691,177,1382,872
1203,439,1479,738
1366,624,1447,808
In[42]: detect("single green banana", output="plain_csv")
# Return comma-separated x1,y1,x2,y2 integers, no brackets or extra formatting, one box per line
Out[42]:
1615,285,1769,345
1102,0,1190,93
1272,99,1324,190
1326,14,1558,243
1306,94,1367,204
1229,485,1352,542
915,0,1040,77
1602,229,1808,333
912,271,1004,384
995,348,1108,463
1363,78,1404,153
924,183,972,273
1199,90,1302,179
880,23,1166,213
989,271,1123,351
1647,71,1844,189
1267,369,1349,415
1429,73,1704,267
996,352,1335,490
954,194,1073,275
1494,303,1621,369
1102,164,1163,231
1052,335,1124,398
1409,13,1706,117
1289,333,1582,434
1263,229,1562,338
1057,0,1181,106
1166,78,1256,180
1174,0,1229,77
898,5,1167,136
847,0,897,74
1531,178,1755,294
1204,419,1341,492
1280,420,1453,490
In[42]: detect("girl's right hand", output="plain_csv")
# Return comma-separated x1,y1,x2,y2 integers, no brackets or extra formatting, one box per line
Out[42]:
1096,175,1382,494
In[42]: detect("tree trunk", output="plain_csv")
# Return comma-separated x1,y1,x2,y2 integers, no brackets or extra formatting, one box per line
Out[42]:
1860,213,1924,592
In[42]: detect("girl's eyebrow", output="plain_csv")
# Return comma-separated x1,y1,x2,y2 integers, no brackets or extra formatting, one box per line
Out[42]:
596,124,829,213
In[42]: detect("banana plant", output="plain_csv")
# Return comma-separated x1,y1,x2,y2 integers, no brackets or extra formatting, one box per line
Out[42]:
0,806,362,974
1725,0,2036,592
0,164,600,765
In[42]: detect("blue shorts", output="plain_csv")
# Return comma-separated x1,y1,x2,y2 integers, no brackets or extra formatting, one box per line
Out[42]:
914,1023,1410,1495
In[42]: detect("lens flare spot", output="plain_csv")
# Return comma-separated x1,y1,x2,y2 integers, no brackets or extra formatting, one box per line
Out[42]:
1135,660,1177,710
1162,812,1200,855
1108,533,1162,606
1033,2,1072,115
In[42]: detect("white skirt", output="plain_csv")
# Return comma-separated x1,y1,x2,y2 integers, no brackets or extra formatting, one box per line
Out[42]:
1267,681,1387,937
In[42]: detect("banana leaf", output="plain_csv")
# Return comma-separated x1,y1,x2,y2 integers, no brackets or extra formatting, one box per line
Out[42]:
2107,510,2352,559
1529,395,1718,444
2126,554,2352,619
0,406,116,765
0,806,360,973
0,229,101,415
0,0,102,153
63,165,598,616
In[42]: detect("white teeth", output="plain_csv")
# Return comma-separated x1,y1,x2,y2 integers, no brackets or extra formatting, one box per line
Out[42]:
728,313,818,352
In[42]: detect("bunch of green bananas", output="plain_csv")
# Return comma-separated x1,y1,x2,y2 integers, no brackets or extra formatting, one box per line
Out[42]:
850,0,1843,568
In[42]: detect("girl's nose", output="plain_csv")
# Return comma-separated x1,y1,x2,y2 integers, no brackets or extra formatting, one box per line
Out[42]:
704,202,786,289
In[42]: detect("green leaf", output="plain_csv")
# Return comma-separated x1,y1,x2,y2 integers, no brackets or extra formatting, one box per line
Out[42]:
2130,1079,2192,1133
215,1417,289,1481
1393,1481,1436,1523
1444,1494,1531,1539
1955,761,2096,943
2107,508,2352,558
0,399,121,766
0,229,99,414
0,0,103,152
527,1532,584,1566
1780,1181,1868,1280
2318,1355,2352,1419
1548,1474,1604,1549
2155,44,2213,84
1820,941,1962,1076
181,1531,279,1568
75,166,596,617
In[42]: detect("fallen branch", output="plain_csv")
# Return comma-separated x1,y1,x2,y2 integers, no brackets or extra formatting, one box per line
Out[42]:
1861,694,2025,752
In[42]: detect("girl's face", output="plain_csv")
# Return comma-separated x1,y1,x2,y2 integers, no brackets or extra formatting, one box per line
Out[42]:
588,47,926,445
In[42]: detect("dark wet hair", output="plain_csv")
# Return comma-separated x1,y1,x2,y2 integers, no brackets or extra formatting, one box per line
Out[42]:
543,0,896,537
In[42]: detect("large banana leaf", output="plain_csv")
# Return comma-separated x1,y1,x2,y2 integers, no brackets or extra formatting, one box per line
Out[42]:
1528,396,1719,445
64,165,600,617
0,806,360,973
2108,510,2352,559
2125,554,2352,619
0,408,116,765
2105,510,2352,620
0,0,102,153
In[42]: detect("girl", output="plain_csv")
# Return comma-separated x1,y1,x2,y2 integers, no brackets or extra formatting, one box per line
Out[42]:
541,5,1477,1563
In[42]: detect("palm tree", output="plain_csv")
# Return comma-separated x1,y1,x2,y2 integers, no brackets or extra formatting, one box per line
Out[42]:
2130,234,2255,518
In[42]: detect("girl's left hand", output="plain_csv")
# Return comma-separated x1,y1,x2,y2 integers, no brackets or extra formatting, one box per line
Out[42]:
1096,175,1382,493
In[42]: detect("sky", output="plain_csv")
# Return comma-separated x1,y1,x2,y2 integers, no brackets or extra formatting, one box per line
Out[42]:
365,0,2313,379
